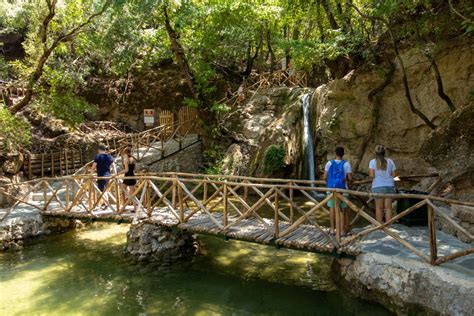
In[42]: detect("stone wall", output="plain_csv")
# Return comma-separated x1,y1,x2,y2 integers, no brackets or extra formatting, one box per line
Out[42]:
334,253,474,315
0,213,82,251
124,221,198,263
140,141,203,173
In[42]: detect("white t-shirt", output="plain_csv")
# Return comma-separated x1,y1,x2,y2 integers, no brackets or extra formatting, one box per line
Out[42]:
325,160,352,189
369,158,396,188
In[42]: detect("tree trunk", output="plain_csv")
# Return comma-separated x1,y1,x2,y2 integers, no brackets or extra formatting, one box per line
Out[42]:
242,33,263,76
266,29,275,72
321,0,340,30
162,5,199,100
10,0,111,114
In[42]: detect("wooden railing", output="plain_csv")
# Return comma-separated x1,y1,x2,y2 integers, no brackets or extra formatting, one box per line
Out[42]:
24,149,85,179
1,172,472,265
216,70,308,108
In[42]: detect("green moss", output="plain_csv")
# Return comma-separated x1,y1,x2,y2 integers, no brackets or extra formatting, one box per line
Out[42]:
263,145,285,174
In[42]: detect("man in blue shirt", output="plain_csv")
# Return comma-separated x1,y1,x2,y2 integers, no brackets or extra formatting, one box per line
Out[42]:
90,144,115,209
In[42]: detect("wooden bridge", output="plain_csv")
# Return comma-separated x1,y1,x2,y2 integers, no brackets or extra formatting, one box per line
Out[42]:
1,172,473,265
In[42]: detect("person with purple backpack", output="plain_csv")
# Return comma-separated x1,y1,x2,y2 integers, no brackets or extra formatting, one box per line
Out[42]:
323,146,353,236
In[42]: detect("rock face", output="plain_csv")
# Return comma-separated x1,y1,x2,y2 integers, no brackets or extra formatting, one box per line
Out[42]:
221,87,310,178
124,221,198,262
334,253,474,315
0,212,81,251
420,103,474,199
83,62,193,130
312,39,473,179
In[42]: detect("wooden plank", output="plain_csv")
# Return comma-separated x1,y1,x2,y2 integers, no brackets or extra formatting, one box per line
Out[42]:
428,202,438,264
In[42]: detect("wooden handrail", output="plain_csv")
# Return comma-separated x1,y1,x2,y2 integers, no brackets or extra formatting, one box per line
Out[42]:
2,172,473,266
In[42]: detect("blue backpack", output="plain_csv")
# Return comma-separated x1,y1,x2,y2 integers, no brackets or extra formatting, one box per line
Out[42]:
327,160,346,189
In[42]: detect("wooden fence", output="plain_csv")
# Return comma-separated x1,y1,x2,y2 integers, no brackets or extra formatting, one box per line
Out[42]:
24,150,85,179
2,172,472,265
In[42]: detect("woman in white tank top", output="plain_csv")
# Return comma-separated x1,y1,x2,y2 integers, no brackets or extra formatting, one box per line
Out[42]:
369,145,397,223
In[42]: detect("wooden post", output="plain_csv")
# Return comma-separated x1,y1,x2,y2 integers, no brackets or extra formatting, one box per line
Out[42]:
28,154,32,180
41,153,45,178
65,179,70,210
71,150,75,170
88,179,93,211
203,182,208,203
427,201,438,264
223,183,228,226
178,180,184,223
274,190,280,238
80,151,84,166
51,151,55,176
115,179,121,213
334,192,341,243
59,150,63,175
172,177,177,209
136,135,140,160
243,181,249,203
42,181,48,210
65,150,69,175
289,181,294,224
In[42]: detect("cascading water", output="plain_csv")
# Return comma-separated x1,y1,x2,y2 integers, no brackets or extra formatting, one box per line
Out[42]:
302,93,316,183
302,92,323,199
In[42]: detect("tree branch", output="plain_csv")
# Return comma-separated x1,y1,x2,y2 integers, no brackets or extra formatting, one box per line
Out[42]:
10,0,111,114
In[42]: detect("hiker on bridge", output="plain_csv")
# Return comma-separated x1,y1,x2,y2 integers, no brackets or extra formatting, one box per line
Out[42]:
323,146,353,236
369,145,397,223
89,144,115,209
117,146,137,212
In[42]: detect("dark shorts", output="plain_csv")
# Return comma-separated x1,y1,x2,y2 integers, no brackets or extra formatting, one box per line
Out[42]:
123,178,137,186
97,179,109,192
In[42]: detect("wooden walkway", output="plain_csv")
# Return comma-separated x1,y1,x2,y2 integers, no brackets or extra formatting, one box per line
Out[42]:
2,173,473,263
23,115,200,178
43,207,346,255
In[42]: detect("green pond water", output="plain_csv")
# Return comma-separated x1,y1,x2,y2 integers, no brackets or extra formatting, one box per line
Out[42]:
0,224,390,315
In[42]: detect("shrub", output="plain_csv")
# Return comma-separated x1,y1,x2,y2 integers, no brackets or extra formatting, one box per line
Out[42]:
263,145,285,175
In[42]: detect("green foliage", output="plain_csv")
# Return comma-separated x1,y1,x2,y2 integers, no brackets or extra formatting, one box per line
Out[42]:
263,145,285,175
202,145,225,175
0,106,30,151
34,67,96,126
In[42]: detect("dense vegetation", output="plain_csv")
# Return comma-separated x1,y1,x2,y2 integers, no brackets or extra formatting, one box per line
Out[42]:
0,0,472,151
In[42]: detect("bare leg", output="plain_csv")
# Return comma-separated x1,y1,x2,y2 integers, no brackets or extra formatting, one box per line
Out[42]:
130,185,137,212
375,199,384,223
330,207,335,233
384,198,393,223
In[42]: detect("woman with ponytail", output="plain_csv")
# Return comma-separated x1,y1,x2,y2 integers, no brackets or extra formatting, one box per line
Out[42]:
369,145,397,223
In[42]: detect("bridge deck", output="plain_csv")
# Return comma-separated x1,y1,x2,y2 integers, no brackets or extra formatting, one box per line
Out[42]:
43,207,355,256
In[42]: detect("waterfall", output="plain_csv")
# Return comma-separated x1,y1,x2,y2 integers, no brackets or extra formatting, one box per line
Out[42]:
302,93,315,183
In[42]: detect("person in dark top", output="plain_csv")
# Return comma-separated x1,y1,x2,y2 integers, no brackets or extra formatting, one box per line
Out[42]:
117,146,137,212
90,144,115,209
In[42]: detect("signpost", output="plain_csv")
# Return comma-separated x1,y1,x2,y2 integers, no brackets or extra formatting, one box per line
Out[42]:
144,109,155,127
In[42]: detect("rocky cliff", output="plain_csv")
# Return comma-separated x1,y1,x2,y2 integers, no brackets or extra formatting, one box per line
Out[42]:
220,39,474,198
